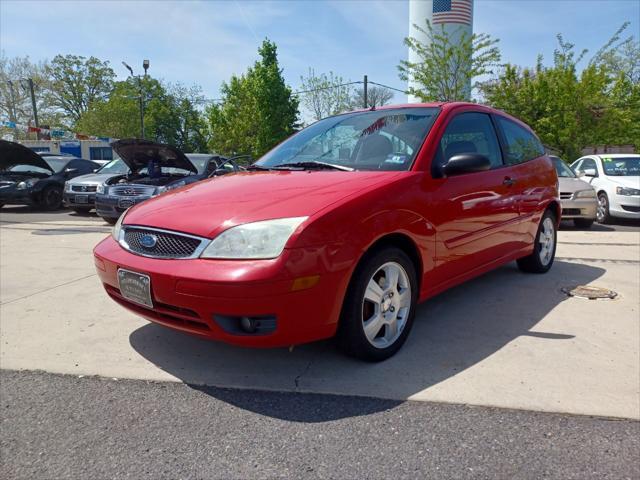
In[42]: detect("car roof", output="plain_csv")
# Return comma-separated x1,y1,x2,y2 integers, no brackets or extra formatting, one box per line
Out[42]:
592,153,639,158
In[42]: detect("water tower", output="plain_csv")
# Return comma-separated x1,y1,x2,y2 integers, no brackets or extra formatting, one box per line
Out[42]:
408,0,474,102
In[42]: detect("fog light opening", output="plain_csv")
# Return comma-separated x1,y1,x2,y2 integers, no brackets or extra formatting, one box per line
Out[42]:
240,316,259,333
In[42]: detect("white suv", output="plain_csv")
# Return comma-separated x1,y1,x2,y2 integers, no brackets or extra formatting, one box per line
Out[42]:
571,154,640,223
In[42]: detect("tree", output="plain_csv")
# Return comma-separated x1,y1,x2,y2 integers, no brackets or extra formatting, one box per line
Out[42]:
44,54,116,123
352,85,394,108
481,25,639,160
299,69,354,121
207,39,299,158
399,20,501,102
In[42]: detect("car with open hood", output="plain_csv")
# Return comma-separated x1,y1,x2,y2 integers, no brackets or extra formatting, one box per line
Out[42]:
0,140,100,210
95,139,240,224
63,157,129,213
94,103,560,361
550,156,597,228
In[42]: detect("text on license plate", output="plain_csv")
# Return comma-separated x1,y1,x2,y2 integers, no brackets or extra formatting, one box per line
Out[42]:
117,269,153,308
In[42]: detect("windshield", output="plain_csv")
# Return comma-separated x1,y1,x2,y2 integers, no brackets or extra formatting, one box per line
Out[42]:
601,157,640,176
257,107,440,171
552,157,576,178
98,158,129,174
8,164,51,175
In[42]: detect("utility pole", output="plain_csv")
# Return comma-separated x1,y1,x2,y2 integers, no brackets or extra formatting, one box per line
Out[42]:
363,75,368,108
122,60,147,139
27,78,39,139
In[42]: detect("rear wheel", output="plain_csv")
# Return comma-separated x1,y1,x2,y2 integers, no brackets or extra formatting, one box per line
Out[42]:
39,186,63,211
573,218,594,229
596,192,612,224
517,210,557,273
337,247,418,361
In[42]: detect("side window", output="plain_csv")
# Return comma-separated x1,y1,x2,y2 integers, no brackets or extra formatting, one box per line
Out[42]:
581,158,598,175
571,159,584,172
434,112,503,174
68,159,93,174
495,117,544,165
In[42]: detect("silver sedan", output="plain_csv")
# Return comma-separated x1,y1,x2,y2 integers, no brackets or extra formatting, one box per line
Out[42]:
551,156,597,228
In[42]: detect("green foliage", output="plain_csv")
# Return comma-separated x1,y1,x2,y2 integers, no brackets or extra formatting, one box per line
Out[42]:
399,20,501,102
44,54,116,123
481,24,640,160
299,69,354,121
207,39,299,158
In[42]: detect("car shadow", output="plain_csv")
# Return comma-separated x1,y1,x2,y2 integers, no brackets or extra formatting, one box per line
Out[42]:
129,260,604,423
560,219,640,231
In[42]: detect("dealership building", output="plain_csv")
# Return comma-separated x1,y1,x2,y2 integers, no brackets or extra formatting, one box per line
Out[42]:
20,139,115,161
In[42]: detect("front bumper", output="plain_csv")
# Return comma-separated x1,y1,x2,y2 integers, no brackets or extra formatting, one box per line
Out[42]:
95,193,152,219
64,192,97,208
610,194,640,219
0,189,35,206
560,197,597,219
93,237,351,347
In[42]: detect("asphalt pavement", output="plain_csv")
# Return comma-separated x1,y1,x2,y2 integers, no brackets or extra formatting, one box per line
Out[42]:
2,370,639,480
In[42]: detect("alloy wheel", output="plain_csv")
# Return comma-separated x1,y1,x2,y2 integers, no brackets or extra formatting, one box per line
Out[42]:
538,217,555,266
596,195,607,223
361,261,412,349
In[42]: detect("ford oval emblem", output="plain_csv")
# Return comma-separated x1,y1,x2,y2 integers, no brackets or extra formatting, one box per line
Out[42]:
140,234,158,249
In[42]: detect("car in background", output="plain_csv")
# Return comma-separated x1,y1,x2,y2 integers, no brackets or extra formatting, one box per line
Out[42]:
94,103,560,361
63,157,129,213
0,140,100,210
571,154,640,223
550,156,597,228
95,139,239,224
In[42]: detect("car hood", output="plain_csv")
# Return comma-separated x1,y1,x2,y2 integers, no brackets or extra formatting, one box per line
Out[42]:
68,172,119,185
124,170,405,238
0,140,54,173
111,139,197,174
558,176,594,193
604,175,640,189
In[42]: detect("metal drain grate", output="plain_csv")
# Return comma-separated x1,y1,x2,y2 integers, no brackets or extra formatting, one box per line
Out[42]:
561,285,618,300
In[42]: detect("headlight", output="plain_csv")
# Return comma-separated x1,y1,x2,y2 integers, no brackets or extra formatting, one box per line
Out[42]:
16,179,35,190
65,182,73,192
200,216,308,259
574,189,596,198
97,184,106,194
616,186,640,196
112,212,126,241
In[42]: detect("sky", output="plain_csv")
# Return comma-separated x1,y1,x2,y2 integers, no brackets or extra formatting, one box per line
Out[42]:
1,0,638,112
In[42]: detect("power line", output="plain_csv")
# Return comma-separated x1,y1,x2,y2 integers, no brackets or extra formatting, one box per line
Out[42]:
368,81,406,94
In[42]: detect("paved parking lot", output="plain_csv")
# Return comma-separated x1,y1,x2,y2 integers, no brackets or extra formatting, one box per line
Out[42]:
1,208,639,477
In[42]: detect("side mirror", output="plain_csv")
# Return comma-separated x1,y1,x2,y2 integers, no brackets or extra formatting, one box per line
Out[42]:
575,170,586,178
443,153,492,176
583,168,597,177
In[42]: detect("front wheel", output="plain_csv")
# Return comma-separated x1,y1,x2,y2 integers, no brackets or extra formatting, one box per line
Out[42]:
337,247,418,361
39,186,63,211
517,210,557,273
596,193,612,224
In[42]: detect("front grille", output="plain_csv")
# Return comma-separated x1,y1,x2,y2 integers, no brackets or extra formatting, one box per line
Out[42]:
560,192,573,200
621,205,640,213
122,226,206,259
111,185,156,196
71,184,97,192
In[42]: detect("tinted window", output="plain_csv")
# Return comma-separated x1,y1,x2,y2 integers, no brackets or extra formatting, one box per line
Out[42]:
435,112,503,172
551,157,576,178
495,117,544,165
68,159,97,174
257,108,440,171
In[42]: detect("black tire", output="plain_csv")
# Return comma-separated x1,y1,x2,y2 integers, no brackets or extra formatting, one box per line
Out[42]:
517,209,557,273
336,246,418,362
72,207,93,214
102,216,118,225
39,186,63,211
596,192,612,224
573,218,594,229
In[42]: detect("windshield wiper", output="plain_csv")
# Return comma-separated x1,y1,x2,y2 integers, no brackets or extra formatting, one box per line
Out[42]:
246,164,273,171
274,161,353,172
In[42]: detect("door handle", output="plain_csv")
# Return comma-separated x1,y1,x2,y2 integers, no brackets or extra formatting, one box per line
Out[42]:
503,177,516,187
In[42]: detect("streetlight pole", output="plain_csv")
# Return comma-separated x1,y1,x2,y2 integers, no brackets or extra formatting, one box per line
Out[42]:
122,60,147,139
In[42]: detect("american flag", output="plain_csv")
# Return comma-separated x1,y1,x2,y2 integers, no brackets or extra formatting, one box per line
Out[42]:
433,0,472,26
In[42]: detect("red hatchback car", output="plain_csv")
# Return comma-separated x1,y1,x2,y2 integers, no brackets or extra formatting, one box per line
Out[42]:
94,103,559,361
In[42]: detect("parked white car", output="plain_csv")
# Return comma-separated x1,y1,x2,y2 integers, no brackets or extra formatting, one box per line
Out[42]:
571,154,640,224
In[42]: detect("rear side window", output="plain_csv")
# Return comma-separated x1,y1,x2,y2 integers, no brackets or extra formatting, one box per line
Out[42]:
434,112,503,174
495,116,544,165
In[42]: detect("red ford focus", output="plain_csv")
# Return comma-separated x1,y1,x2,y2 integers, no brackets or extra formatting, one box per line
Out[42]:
94,103,559,361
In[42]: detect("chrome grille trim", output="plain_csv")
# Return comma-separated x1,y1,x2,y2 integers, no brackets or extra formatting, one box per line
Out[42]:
111,185,156,196
559,192,573,200
118,225,210,259
71,184,98,192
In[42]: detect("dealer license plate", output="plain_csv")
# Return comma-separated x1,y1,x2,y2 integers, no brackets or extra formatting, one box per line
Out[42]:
74,194,89,204
118,269,153,308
